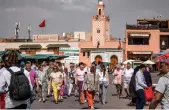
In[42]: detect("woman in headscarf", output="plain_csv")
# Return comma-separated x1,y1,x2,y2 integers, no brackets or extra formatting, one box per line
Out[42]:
112,65,124,98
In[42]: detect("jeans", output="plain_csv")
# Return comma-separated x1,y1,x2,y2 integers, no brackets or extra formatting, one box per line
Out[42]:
67,82,73,95
27,88,36,110
136,89,146,109
99,83,108,104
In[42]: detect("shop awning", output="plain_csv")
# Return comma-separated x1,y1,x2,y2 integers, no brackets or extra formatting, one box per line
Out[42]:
128,33,150,38
19,44,42,49
152,50,169,57
47,44,70,48
23,54,69,60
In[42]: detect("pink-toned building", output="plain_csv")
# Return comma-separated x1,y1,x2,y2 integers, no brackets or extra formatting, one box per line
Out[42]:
126,19,169,61
79,0,125,68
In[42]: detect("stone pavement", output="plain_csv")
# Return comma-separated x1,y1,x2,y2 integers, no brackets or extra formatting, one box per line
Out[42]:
32,72,160,109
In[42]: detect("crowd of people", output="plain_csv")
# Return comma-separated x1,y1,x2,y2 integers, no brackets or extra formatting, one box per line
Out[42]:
0,51,169,109
0,51,110,109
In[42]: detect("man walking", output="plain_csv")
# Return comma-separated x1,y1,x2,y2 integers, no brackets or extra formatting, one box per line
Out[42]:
135,64,148,109
123,62,134,98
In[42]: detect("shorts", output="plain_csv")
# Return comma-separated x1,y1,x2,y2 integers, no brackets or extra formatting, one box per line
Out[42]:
123,78,131,89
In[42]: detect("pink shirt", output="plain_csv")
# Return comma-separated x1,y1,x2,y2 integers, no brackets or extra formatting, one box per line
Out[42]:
75,68,86,81
113,69,123,84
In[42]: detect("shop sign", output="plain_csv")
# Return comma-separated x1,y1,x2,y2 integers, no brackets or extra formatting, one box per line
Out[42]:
60,48,79,63
130,33,150,37
133,52,151,54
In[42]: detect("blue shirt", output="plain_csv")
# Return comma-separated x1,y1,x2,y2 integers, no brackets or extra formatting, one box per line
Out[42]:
135,70,147,91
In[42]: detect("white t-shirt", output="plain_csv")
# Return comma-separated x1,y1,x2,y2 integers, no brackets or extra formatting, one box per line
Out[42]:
98,71,107,82
75,68,87,81
124,68,134,79
0,66,33,108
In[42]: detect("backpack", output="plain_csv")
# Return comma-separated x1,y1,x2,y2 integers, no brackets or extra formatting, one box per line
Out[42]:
7,68,31,101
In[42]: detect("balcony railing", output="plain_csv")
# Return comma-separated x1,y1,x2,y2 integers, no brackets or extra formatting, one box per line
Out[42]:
126,24,158,30
160,28,169,32
1,39,33,42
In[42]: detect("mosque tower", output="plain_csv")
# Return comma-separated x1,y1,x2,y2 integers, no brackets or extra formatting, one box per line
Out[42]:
92,0,110,47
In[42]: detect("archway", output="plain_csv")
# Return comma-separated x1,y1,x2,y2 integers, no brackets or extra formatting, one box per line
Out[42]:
110,55,118,70
95,55,102,64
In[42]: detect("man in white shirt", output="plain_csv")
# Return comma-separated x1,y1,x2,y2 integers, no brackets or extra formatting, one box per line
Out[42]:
123,62,134,98
0,51,32,109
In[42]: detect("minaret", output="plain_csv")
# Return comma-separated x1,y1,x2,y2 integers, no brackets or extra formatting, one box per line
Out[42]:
92,0,110,47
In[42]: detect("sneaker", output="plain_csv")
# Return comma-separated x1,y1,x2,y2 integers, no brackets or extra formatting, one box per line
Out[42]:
127,102,136,106
54,101,58,104
39,98,42,102
43,99,46,103
84,99,87,103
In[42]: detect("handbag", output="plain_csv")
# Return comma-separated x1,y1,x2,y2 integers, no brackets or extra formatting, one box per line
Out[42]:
144,86,154,101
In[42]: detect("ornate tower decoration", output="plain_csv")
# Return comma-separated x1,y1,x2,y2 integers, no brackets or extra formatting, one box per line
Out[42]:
92,0,110,47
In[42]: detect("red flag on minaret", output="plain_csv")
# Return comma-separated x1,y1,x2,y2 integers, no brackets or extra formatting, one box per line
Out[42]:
39,20,46,27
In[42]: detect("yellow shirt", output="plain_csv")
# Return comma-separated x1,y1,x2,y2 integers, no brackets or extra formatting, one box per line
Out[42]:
50,72,63,83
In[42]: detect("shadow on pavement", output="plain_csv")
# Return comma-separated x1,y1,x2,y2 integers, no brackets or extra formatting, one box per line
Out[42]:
112,94,118,96
81,107,99,109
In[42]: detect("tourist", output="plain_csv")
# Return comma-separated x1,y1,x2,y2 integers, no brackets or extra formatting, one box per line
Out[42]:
123,62,134,98
67,64,76,96
99,64,109,105
75,62,86,104
0,51,32,109
149,62,169,109
25,61,39,110
83,66,99,109
0,58,6,109
46,61,54,96
31,61,38,72
37,65,47,102
42,61,49,73
135,64,148,109
50,66,63,104
128,66,140,106
112,65,123,98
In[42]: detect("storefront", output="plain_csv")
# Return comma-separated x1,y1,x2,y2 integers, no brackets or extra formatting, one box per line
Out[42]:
59,48,80,64
127,51,152,61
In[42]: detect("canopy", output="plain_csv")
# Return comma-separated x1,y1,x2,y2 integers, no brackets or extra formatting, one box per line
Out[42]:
123,59,135,64
143,60,155,65
23,54,69,60
152,50,169,57
156,53,169,61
